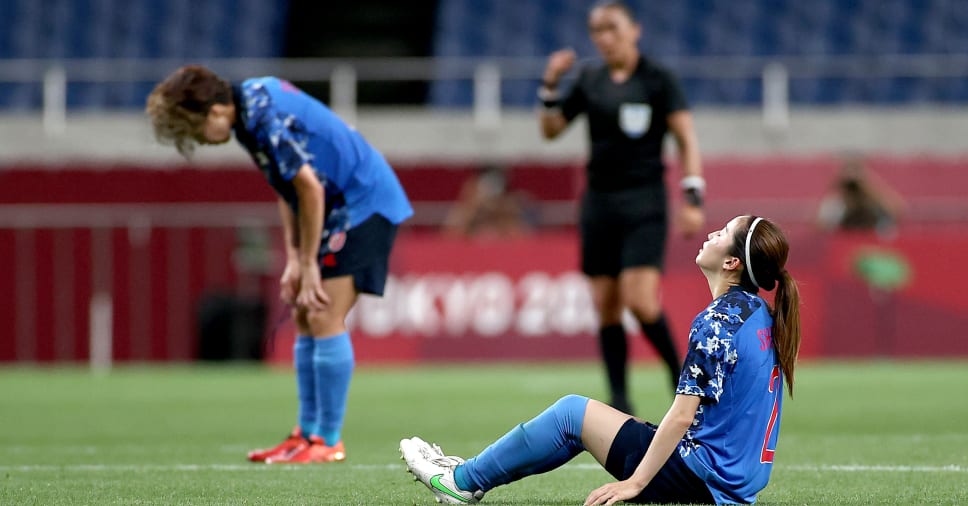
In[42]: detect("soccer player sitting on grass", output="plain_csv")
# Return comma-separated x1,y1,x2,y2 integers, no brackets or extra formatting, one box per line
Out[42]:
401,215,802,504
147,65,412,464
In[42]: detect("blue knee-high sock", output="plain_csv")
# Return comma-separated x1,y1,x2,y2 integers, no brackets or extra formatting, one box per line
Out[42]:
312,332,355,446
294,335,316,438
455,395,589,493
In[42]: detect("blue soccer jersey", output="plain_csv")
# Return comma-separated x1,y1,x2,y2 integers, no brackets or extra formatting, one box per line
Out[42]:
676,286,783,504
231,77,412,249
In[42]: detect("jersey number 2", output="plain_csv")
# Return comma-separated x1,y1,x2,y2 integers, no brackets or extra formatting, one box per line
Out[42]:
760,365,781,464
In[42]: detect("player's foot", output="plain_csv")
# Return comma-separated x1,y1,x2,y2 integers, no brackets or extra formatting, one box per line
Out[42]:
400,436,484,504
247,426,308,462
266,435,346,464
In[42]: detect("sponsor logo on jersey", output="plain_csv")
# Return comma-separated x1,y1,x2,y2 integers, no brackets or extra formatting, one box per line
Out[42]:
619,103,651,138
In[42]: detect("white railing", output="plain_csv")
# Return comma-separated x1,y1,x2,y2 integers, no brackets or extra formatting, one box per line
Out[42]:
2,54,967,137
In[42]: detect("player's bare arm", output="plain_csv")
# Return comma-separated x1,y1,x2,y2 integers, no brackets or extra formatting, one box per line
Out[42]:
278,198,301,305
292,164,329,311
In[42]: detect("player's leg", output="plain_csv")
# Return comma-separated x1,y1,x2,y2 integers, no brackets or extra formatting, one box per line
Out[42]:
591,403,717,505
441,396,712,504
402,395,617,503
589,276,634,414
269,276,357,463
446,397,631,474
581,195,634,414
246,306,316,463
273,215,398,464
619,216,681,390
308,276,358,449
579,399,637,466
620,267,681,389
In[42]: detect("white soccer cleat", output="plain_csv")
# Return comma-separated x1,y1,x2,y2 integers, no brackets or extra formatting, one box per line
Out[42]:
400,437,484,504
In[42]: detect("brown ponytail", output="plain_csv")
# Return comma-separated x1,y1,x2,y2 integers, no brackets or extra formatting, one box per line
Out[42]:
772,269,801,396
731,216,803,396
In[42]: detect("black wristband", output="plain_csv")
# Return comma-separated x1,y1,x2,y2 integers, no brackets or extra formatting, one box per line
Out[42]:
537,86,561,110
542,80,558,89
541,98,562,109
684,187,704,207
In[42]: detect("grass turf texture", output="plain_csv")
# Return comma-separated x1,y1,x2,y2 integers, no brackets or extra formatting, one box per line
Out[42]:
0,361,965,505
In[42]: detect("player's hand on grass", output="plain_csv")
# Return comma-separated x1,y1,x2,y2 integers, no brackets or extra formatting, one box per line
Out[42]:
296,262,330,311
583,479,644,506
280,260,301,305
676,204,705,238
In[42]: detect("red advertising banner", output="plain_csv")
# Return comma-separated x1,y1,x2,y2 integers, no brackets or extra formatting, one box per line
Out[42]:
266,233,604,363
2,157,967,364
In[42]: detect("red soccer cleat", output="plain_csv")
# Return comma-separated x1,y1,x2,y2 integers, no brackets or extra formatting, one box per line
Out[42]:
247,427,309,463
266,435,346,464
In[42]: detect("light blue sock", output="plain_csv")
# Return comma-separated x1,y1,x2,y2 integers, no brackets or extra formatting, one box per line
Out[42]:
454,394,588,493
312,332,355,446
294,335,316,438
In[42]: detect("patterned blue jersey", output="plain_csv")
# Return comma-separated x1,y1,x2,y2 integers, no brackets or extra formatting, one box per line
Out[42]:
676,286,783,504
231,77,412,253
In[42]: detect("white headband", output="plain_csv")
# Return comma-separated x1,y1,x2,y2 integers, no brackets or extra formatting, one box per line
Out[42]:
744,217,764,288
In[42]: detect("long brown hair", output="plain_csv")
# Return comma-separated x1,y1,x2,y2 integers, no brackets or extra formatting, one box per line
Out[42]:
145,65,232,157
731,216,802,396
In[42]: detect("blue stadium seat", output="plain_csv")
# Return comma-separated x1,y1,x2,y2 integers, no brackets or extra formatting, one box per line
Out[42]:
0,0,289,109
429,0,968,107
1,0,966,109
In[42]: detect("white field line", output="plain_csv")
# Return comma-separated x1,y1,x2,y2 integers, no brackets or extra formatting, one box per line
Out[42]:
0,463,963,473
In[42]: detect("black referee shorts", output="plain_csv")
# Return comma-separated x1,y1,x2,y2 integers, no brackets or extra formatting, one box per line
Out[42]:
318,214,398,296
580,186,668,277
605,419,715,504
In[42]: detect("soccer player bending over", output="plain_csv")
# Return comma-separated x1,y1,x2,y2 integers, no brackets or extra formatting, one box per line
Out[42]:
147,65,412,464
401,215,801,504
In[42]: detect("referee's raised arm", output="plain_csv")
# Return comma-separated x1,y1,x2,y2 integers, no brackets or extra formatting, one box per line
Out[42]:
537,48,576,139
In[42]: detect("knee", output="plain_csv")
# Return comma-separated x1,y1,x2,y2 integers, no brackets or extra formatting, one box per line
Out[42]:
591,284,622,325
553,395,590,435
623,295,662,323
555,394,589,410
593,297,624,325
305,308,346,337
555,394,588,405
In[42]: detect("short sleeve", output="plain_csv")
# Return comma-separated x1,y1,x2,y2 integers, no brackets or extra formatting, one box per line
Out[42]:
658,69,688,114
559,69,588,122
262,114,314,181
240,81,315,182
676,316,732,403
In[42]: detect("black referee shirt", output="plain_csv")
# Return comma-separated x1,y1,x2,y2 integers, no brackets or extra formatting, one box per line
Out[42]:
560,56,688,193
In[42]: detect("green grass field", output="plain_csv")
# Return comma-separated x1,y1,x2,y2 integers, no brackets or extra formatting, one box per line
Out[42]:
1,361,966,505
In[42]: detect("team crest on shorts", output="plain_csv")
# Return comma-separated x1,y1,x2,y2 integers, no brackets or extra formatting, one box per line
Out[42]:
619,103,651,138
327,231,347,253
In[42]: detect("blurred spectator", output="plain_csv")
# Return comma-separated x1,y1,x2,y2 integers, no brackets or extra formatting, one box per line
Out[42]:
443,164,534,238
816,156,907,238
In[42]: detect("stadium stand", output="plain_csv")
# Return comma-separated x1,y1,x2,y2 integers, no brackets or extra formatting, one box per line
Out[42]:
430,0,968,106
2,0,966,108
0,0,289,109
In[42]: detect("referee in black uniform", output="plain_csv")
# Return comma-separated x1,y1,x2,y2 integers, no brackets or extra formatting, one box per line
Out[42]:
538,0,706,415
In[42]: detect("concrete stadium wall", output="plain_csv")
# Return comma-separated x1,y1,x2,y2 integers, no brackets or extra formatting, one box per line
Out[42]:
1,107,967,165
